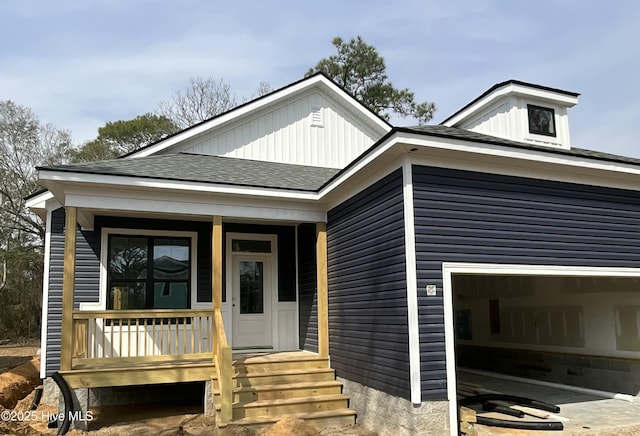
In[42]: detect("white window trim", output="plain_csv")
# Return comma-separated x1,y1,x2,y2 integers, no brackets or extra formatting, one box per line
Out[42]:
520,100,564,147
80,228,199,311
441,262,640,436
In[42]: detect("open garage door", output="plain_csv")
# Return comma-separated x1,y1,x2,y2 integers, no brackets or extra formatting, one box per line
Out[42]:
442,264,640,398
443,265,640,433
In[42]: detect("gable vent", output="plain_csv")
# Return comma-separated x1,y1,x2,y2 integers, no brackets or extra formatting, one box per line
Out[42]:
311,106,324,127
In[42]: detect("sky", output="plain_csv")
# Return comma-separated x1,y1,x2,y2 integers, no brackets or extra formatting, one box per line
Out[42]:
1,1,639,157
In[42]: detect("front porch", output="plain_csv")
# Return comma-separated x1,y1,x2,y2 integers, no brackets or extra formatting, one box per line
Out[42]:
56,207,336,426
60,327,354,429
62,308,219,389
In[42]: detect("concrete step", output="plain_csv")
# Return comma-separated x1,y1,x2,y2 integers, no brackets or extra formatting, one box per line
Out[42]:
231,393,351,419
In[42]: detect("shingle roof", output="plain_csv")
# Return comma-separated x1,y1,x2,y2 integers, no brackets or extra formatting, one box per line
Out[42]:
38,153,340,191
37,126,640,195
402,125,640,167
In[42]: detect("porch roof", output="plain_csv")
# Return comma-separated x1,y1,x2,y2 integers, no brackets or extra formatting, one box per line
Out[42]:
38,153,340,191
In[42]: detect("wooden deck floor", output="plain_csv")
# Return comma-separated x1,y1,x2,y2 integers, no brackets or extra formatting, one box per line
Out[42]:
233,351,319,364
61,351,319,389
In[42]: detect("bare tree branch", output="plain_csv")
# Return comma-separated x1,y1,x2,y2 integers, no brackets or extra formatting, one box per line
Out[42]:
157,77,238,130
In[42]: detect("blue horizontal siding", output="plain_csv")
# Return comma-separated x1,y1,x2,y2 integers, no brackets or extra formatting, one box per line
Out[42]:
327,169,410,400
46,208,100,375
412,165,640,400
297,223,318,352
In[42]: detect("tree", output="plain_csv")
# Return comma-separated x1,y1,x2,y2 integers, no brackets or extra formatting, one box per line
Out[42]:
157,77,238,130
306,36,436,125
0,100,70,339
251,81,274,99
0,101,71,246
68,113,178,162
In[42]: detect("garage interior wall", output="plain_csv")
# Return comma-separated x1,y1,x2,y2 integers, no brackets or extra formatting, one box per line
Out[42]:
453,274,640,395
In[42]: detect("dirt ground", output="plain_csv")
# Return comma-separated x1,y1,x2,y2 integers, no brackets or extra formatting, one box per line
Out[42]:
0,344,376,436
0,344,40,409
0,344,40,373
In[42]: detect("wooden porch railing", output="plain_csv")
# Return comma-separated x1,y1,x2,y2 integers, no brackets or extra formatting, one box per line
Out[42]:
70,308,234,423
71,309,214,365
213,308,233,424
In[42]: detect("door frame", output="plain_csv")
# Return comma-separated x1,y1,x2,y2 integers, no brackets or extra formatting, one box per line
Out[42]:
225,233,278,351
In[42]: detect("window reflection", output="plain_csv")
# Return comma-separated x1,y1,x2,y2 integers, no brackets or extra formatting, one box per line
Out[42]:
240,261,264,314
107,235,191,310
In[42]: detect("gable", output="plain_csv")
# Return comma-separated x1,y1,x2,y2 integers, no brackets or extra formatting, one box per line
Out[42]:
162,89,384,169
442,80,579,150
130,74,390,169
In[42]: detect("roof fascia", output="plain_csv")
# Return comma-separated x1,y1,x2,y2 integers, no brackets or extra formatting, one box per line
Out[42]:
37,170,321,201
318,129,640,203
442,81,579,127
385,131,640,178
64,189,326,225
25,190,54,210
128,74,390,158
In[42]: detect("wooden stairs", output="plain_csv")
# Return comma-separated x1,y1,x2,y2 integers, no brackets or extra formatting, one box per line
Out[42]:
212,352,356,429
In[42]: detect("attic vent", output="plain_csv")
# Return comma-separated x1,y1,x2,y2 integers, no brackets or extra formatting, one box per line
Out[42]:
311,106,324,127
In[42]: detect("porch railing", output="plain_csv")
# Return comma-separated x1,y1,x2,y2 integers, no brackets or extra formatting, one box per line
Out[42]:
70,308,234,422
71,309,214,365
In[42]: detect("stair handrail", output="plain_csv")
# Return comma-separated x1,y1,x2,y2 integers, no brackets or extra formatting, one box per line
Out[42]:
214,308,233,423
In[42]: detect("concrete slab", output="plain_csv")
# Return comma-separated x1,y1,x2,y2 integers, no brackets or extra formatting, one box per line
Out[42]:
459,370,640,435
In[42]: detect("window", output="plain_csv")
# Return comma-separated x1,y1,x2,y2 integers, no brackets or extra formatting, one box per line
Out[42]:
232,239,271,253
107,235,191,310
527,104,556,137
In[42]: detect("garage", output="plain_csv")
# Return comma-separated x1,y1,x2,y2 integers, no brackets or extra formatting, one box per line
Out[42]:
445,266,640,395
439,264,640,433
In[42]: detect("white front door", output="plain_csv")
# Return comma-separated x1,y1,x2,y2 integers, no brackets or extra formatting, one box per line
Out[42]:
232,255,272,348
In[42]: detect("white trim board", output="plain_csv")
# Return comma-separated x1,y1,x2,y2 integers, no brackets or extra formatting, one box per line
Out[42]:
39,207,53,378
440,262,640,436
402,158,421,404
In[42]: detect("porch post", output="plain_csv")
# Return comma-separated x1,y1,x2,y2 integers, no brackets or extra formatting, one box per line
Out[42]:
316,222,329,358
212,215,223,356
212,216,223,310
60,206,77,371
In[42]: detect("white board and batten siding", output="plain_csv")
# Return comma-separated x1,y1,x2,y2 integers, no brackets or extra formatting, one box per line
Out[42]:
170,90,383,169
460,95,572,150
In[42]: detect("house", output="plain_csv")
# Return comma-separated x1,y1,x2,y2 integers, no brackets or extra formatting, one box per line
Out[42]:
27,73,640,436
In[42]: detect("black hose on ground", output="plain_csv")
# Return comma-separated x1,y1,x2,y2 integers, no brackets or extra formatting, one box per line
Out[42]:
459,393,560,413
476,416,564,431
481,401,524,418
51,372,74,436
27,385,43,411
